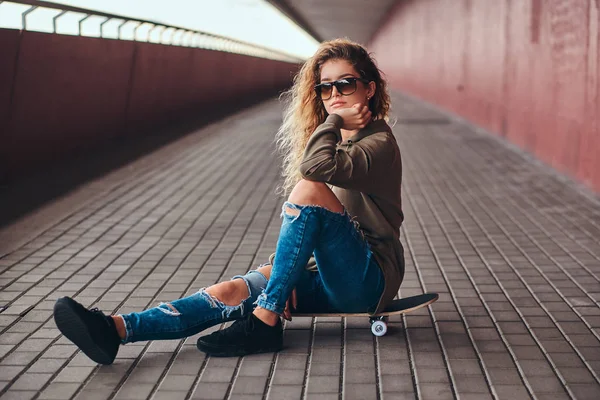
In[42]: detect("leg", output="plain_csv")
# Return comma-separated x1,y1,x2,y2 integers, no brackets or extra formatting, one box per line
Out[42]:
254,180,344,325
117,268,269,343
204,264,271,305
53,266,270,364
287,179,344,214
112,278,250,339
196,181,353,357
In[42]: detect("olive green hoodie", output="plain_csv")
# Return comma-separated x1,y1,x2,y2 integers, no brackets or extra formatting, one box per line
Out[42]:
298,113,405,314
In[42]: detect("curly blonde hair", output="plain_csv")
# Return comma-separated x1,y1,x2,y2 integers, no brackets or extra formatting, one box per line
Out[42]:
276,38,391,195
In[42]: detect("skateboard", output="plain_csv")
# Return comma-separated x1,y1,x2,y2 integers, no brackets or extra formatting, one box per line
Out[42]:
292,292,439,336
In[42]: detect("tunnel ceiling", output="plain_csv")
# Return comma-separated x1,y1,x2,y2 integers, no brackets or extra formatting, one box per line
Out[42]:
266,0,398,46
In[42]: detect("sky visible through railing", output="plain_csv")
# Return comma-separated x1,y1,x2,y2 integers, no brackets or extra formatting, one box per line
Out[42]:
0,0,319,59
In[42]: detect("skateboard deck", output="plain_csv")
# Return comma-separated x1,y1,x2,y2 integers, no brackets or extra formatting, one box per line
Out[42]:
292,292,439,336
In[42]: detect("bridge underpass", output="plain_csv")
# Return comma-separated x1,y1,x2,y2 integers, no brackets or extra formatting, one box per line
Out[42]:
1,1,599,399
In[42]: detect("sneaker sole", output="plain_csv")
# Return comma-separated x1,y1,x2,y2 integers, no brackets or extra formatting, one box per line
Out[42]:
53,299,115,365
197,341,282,358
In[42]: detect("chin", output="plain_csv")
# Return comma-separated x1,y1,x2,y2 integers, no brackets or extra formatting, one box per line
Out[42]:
328,105,347,114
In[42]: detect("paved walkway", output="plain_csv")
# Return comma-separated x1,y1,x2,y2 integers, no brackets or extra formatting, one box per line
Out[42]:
0,93,599,400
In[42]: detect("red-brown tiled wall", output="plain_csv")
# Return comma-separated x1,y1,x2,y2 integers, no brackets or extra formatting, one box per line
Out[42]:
0,29,297,181
370,0,599,193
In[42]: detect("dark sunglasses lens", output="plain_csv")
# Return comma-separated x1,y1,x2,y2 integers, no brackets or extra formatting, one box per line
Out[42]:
337,80,356,95
319,84,333,99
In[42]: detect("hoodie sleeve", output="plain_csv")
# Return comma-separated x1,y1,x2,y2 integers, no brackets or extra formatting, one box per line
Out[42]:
299,114,396,193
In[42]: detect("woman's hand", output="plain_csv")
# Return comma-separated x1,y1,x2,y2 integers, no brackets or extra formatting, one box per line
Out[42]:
282,288,297,321
333,104,372,130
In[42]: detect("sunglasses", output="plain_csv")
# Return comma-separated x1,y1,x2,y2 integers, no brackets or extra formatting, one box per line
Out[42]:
314,77,370,100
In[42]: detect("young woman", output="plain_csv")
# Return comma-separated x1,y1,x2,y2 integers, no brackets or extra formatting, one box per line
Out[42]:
53,38,405,364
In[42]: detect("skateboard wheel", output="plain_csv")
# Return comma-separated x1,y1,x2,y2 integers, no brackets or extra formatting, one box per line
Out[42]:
371,320,387,336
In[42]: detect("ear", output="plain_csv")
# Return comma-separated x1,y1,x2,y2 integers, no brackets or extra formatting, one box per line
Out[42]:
367,81,376,99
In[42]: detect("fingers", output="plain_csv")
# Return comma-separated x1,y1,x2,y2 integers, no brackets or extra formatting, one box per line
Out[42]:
353,105,372,128
340,104,372,130
282,289,297,321
292,288,298,310
283,298,292,321
357,107,372,129
361,105,372,118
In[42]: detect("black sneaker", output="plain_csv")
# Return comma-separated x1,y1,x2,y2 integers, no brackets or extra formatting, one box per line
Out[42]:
197,313,283,357
53,297,121,365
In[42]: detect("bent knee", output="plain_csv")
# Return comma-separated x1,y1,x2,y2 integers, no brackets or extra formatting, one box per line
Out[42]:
205,280,247,306
288,179,343,213
256,264,272,281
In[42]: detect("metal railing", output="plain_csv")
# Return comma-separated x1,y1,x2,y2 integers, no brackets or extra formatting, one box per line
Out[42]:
0,0,303,62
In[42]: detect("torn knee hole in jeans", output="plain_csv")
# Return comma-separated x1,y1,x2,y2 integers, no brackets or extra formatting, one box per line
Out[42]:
281,203,303,223
284,205,300,216
157,302,181,316
282,202,344,220
200,288,247,319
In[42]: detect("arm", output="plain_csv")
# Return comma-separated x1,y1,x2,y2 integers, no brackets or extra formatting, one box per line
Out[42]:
299,114,395,192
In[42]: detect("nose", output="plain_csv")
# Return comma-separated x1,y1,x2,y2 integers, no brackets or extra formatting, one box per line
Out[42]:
330,85,341,98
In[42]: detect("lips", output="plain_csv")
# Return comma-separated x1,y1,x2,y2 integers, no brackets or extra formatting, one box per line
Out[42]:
331,101,346,107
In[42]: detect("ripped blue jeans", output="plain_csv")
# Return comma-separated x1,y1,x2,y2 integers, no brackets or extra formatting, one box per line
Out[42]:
119,270,268,343
119,201,384,343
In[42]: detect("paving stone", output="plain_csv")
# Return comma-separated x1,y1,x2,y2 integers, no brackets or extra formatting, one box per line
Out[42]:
535,392,571,400
569,383,600,400
307,363,342,376
113,382,154,399
199,367,235,383
74,389,112,400
230,376,268,394
511,345,546,360
227,395,262,400
152,391,188,400
418,383,454,399
40,345,77,359
190,382,229,399
0,391,38,400
0,351,38,366
0,366,26,381
275,355,308,370
306,375,339,393
126,367,164,383
266,385,303,400
38,382,80,399
380,374,414,392
10,373,53,390
344,383,377,400
237,360,273,377
527,376,567,393
344,367,376,384
271,368,304,385
480,352,516,369
557,367,597,384
417,367,449,383
453,375,490,393
53,366,95,382
519,359,556,377
493,384,531,399
157,374,196,391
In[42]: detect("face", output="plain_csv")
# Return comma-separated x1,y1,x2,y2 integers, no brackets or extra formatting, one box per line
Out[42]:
318,59,375,115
